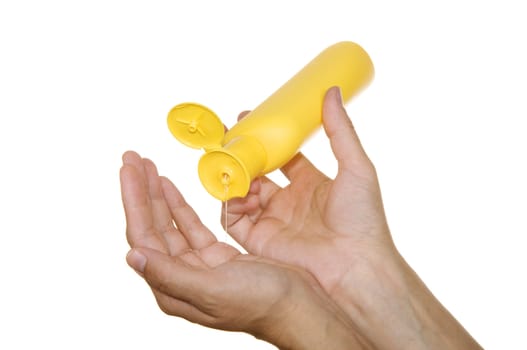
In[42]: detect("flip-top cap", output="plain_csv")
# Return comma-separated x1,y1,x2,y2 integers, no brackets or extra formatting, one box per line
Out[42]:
167,103,224,150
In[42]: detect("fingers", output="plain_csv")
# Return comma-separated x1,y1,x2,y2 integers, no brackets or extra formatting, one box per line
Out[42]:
322,87,374,177
160,176,217,250
221,176,281,247
142,159,190,255
258,176,282,207
120,154,166,253
142,159,174,235
222,206,257,246
223,178,262,226
122,151,147,182
121,151,220,255
238,110,251,121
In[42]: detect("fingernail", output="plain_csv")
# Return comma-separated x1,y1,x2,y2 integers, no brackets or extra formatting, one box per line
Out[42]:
334,86,343,106
127,249,147,273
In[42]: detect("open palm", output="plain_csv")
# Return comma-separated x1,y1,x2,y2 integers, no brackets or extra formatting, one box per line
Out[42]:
120,151,290,328
120,150,334,335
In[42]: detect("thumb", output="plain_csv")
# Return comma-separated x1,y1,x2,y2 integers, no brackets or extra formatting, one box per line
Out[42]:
322,86,373,176
126,248,206,301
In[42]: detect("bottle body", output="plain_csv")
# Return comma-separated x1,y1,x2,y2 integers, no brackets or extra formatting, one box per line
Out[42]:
168,41,374,200
222,41,374,174
198,41,374,200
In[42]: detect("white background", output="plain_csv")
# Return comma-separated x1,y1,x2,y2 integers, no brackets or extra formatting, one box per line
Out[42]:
1,1,526,349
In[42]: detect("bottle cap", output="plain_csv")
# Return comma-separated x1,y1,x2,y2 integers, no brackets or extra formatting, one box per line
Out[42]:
167,103,224,150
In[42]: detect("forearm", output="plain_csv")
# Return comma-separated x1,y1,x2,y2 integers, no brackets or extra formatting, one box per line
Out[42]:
332,252,482,350
401,258,482,349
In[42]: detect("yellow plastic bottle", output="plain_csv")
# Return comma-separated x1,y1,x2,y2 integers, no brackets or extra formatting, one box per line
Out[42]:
167,41,374,201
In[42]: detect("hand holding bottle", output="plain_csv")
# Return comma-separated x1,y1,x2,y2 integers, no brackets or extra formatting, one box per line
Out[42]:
223,87,482,349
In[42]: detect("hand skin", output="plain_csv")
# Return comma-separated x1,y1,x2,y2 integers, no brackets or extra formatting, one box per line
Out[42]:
120,151,371,350
223,87,483,350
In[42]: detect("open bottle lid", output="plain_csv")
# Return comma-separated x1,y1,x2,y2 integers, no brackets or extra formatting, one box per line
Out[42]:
167,103,224,150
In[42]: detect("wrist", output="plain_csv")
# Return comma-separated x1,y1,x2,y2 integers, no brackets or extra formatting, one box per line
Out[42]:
258,277,364,350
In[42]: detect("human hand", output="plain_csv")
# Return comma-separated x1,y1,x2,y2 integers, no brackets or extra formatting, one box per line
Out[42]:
224,86,392,297
120,151,367,349
223,87,482,349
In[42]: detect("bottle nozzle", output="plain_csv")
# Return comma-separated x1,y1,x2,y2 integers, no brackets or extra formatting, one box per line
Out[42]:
221,173,231,186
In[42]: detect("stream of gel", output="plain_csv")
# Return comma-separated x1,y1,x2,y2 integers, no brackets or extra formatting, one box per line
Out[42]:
222,174,229,241
224,186,228,236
